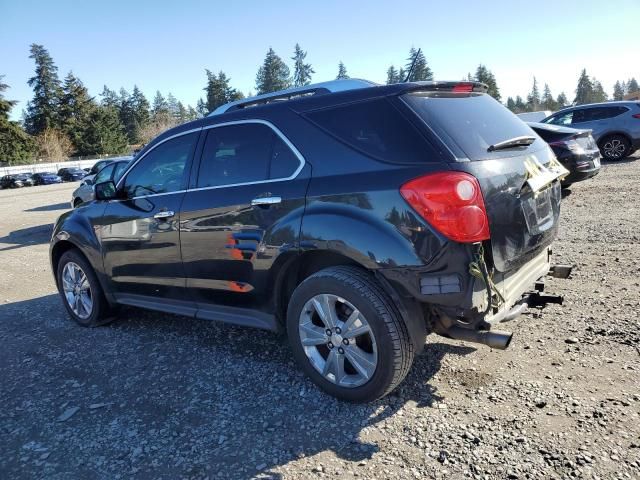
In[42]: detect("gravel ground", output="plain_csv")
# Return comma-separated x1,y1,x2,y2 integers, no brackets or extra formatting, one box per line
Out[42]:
1,156,639,480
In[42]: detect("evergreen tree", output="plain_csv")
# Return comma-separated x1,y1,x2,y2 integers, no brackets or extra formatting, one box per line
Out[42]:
591,79,607,103
196,98,208,117
405,48,433,81
256,48,291,94
176,102,187,123
336,61,349,79
187,105,199,120
166,93,180,120
627,77,639,94
117,88,137,143
79,106,128,155
556,92,568,108
152,91,169,118
24,44,61,135
474,64,501,101
526,77,540,111
574,69,594,105
204,70,240,113
0,76,36,164
130,85,150,142
100,86,119,110
58,72,96,154
386,66,399,84
514,96,526,112
506,96,516,112
540,83,556,111
291,43,314,87
613,81,625,101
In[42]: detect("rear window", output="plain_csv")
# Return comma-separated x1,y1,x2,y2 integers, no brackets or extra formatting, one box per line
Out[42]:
304,98,437,164
403,92,540,161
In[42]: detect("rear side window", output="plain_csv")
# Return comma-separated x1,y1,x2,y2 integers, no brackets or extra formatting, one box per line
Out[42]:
197,123,300,188
403,92,540,161
573,106,628,123
304,98,435,164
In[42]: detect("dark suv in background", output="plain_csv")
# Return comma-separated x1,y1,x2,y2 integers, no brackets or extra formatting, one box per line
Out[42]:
50,79,570,402
542,101,640,160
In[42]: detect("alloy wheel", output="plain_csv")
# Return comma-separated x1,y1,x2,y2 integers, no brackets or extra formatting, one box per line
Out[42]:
62,262,93,319
603,138,626,159
298,293,378,388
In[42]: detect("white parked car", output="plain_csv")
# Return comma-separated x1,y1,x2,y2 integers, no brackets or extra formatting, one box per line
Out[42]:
516,111,553,122
71,159,131,208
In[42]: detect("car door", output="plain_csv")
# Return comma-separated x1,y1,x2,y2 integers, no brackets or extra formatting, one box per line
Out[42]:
571,107,626,140
179,120,310,315
100,130,200,311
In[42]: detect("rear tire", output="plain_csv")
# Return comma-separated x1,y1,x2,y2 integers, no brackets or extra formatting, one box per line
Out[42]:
599,134,631,161
56,249,113,327
73,197,82,208
287,266,414,402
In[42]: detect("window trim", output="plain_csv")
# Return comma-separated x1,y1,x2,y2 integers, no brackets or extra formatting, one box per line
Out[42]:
115,126,202,194
114,120,305,199
190,119,306,193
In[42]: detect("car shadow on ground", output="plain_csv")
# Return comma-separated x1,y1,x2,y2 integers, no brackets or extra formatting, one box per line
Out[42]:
25,202,70,212
600,154,638,165
0,223,53,251
0,295,474,479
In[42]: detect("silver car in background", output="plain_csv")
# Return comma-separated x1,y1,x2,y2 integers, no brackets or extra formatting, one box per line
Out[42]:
541,101,640,160
71,159,131,208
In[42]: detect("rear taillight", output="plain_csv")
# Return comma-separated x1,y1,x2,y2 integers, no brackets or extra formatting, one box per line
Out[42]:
549,138,582,153
632,113,640,119
400,172,490,243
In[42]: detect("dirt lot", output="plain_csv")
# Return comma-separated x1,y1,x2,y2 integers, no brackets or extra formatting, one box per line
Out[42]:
1,156,639,480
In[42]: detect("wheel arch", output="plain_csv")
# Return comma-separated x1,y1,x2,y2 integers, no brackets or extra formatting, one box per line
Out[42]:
271,249,428,353
597,131,633,146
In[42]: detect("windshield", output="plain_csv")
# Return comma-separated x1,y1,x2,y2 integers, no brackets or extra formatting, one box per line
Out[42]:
403,92,543,161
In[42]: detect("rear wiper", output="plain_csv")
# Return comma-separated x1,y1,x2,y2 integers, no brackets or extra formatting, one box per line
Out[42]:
487,136,536,152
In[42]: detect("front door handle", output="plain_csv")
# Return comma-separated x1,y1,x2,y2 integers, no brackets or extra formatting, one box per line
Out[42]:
154,210,175,219
251,196,281,207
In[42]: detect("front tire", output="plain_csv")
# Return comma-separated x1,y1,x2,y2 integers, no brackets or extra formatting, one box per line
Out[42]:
287,266,414,402
599,134,631,161
56,249,113,327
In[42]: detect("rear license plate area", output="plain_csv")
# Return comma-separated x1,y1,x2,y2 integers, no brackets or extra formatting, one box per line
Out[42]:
521,182,560,235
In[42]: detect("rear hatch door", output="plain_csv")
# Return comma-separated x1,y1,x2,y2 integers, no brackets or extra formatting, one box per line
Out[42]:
403,91,567,272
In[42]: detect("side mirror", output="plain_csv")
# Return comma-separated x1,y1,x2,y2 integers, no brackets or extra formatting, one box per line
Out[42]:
94,181,117,201
84,178,93,186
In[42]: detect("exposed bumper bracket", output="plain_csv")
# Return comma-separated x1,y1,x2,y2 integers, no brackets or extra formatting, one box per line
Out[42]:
528,291,564,307
549,264,573,279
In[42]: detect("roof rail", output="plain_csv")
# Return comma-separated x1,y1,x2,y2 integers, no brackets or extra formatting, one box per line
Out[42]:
208,78,377,116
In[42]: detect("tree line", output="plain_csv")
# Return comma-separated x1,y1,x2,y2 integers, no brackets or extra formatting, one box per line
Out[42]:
1,43,638,165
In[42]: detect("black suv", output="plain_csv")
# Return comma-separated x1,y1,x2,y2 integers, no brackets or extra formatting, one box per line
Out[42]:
50,80,570,402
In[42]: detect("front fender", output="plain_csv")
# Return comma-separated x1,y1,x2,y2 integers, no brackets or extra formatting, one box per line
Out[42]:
50,203,113,303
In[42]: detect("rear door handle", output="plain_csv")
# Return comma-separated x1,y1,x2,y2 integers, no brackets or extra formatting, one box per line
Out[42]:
154,210,175,219
251,196,281,207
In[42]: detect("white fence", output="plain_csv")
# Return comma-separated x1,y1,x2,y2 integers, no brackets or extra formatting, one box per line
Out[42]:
0,155,132,177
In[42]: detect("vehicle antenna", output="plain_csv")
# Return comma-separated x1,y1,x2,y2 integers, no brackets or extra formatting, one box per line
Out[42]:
404,48,421,83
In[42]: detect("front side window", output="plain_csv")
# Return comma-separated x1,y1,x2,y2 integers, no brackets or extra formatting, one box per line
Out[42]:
122,132,197,198
94,164,115,184
113,162,130,182
548,111,573,125
196,123,300,188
